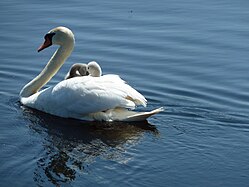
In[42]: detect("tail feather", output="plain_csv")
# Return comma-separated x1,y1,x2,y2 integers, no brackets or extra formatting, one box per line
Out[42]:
89,107,164,121
122,107,164,121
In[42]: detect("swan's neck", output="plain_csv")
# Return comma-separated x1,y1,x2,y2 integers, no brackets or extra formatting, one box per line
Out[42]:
20,42,74,98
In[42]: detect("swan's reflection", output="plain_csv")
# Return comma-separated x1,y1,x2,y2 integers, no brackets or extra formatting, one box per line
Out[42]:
21,106,159,186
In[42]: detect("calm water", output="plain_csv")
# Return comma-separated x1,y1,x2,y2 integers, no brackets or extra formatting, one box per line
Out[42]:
1,0,249,186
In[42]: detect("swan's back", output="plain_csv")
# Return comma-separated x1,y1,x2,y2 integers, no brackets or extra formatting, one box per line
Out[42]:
22,74,147,120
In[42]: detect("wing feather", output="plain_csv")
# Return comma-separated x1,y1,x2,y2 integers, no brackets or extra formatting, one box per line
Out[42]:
26,74,146,118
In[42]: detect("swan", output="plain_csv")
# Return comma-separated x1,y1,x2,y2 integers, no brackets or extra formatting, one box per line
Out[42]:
65,61,101,80
20,26,163,121
87,61,102,77
64,63,88,79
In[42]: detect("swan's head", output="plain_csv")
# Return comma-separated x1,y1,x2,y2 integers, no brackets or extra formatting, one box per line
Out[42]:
87,61,102,77
38,26,75,52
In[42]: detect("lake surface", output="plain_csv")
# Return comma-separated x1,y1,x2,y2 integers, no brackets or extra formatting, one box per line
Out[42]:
1,0,249,186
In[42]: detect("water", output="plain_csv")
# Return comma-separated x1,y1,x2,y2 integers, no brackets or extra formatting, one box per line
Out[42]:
1,0,249,186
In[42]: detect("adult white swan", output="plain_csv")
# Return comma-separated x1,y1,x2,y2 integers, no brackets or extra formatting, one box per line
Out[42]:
20,26,163,121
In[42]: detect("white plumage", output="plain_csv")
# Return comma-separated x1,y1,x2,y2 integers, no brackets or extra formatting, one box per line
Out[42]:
20,27,163,121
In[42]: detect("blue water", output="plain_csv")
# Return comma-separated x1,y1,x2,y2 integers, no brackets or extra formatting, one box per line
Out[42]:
1,0,249,186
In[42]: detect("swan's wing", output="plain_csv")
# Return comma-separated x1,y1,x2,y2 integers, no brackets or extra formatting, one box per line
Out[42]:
26,75,146,119
100,75,147,106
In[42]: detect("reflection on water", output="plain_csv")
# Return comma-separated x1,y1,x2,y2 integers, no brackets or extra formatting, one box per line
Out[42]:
20,105,158,186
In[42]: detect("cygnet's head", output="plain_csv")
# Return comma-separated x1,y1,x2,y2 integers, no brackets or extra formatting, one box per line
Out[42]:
65,63,88,80
78,64,88,76
87,61,102,77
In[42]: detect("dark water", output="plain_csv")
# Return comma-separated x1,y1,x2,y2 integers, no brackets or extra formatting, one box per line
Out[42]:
1,0,249,186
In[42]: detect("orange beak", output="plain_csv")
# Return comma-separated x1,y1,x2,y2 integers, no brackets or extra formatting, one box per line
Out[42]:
37,33,55,52
38,38,51,52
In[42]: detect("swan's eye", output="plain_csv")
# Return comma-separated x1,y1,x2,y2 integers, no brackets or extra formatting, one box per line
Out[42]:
44,33,56,40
